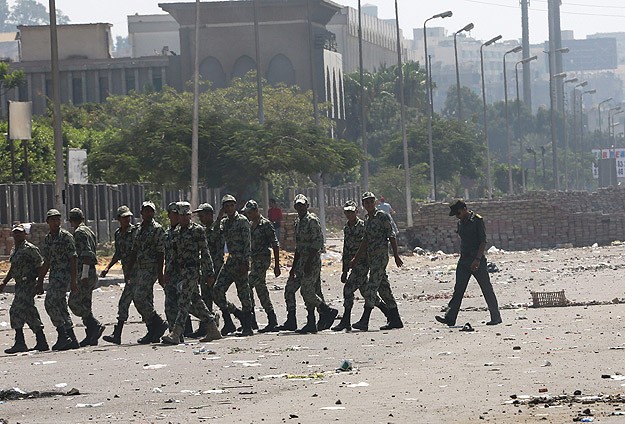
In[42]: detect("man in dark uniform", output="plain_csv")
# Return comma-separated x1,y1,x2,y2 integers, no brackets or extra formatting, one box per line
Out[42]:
435,200,502,326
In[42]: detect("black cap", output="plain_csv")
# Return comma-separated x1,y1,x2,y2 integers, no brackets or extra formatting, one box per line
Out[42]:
449,199,467,216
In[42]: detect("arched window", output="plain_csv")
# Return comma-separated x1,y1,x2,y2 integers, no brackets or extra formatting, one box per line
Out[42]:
200,56,227,89
266,54,296,86
232,55,257,80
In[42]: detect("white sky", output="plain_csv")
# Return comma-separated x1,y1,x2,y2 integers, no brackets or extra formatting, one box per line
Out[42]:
10,0,625,43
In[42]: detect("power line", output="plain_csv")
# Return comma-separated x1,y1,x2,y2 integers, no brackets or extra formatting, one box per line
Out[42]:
462,0,625,18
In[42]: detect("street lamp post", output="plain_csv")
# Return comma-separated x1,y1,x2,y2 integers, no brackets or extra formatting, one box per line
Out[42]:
453,22,474,122
540,145,546,187
579,89,596,189
598,97,614,149
571,81,588,189
503,45,522,194
424,10,452,201
515,55,537,192
545,47,569,190
480,34,502,198
562,77,579,190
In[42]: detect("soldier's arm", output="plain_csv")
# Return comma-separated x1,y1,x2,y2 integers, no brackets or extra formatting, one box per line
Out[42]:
70,256,78,292
349,239,368,269
200,229,215,280
0,266,13,291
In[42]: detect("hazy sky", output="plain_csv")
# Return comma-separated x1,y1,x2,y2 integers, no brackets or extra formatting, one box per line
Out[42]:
13,0,625,44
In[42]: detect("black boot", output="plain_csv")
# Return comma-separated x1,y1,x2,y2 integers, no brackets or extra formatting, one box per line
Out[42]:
317,304,339,331
80,315,105,347
240,310,254,337
137,321,153,344
331,307,352,332
258,310,279,333
189,321,208,339
52,326,74,351
380,308,404,330
65,327,80,349
250,310,259,330
150,315,168,343
277,310,297,331
184,316,194,337
221,309,236,336
32,328,50,351
296,309,318,334
376,301,392,325
352,306,373,331
4,328,28,354
103,321,124,345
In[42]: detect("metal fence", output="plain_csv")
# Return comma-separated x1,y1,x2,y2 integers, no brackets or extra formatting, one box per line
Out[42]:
287,184,361,208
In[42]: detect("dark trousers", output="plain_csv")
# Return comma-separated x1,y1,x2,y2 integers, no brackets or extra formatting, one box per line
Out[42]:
444,257,501,325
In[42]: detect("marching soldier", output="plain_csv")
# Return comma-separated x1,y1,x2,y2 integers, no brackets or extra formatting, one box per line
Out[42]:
161,202,222,344
1,224,49,353
212,194,254,337
242,199,281,333
101,205,137,344
38,208,79,351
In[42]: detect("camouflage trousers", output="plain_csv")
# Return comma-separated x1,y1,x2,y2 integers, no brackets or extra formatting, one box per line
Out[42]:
199,280,215,313
285,254,324,310
68,274,97,324
213,257,253,313
116,279,156,323
163,281,179,329
10,279,44,331
342,264,368,309
131,267,161,323
45,280,73,329
168,269,215,329
362,250,397,309
249,255,274,313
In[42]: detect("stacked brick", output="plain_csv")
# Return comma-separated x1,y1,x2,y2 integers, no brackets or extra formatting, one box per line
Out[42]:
407,188,625,253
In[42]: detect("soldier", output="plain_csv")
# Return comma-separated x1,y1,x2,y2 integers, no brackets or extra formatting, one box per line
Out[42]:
279,194,338,334
38,208,79,351
161,202,222,344
1,224,49,353
242,199,281,333
101,205,137,344
349,192,404,331
212,194,254,337
67,208,106,347
190,202,224,338
435,200,502,326
332,200,368,332
125,201,168,344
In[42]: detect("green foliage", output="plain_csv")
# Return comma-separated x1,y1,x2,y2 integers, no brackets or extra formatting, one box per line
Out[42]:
8,0,69,26
0,61,25,95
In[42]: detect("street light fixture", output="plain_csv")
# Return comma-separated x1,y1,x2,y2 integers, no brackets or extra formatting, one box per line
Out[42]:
454,22,474,122
545,47,569,190
480,34,502,197
599,97,614,149
562,77,579,190
570,81,587,188
424,10,453,201
579,89,596,189
503,45,522,194
515,55,537,192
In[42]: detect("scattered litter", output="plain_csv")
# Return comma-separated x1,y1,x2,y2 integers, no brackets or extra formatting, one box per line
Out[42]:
487,246,501,254
258,374,287,380
143,364,167,370
286,373,324,379
336,360,352,372
437,352,452,356
164,398,180,403
459,323,474,332
75,402,103,408
54,383,67,388
541,361,552,367
487,263,500,273
152,388,163,393
193,347,216,355
202,389,229,394
31,361,57,365
346,382,369,388
320,406,345,410
232,360,261,367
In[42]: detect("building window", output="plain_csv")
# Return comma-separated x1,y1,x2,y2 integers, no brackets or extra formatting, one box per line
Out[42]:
99,76,109,101
152,68,163,92
72,77,83,105
125,71,136,94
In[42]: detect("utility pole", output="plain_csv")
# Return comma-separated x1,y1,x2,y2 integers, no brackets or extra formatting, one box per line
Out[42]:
49,0,64,216
520,0,532,110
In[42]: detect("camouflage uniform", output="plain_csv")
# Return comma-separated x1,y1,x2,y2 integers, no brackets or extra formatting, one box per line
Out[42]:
288,210,324,310
41,228,76,329
213,211,253,313
168,221,216,328
111,224,137,322
199,221,223,312
341,217,368,309
361,210,397,309
68,223,98,320
7,239,44,330
130,219,165,322
249,215,278,313
163,224,179,328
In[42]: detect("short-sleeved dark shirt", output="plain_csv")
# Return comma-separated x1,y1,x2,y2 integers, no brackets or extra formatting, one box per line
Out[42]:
457,211,486,260
250,215,278,258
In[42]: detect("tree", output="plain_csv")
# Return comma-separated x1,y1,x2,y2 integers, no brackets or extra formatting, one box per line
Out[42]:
0,61,25,94
0,0,11,31
9,0,70,26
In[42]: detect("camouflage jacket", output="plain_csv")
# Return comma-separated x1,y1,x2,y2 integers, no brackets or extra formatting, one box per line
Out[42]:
294,211,324,256
204,220,224,271
220,212,251,261
41,228,77,281
74,223,97,274
364,209,394,253
132,219,165,269
250,215,278,258
9,240,43,283
171,222,214,277
112,224,136,277
343,217,367,271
